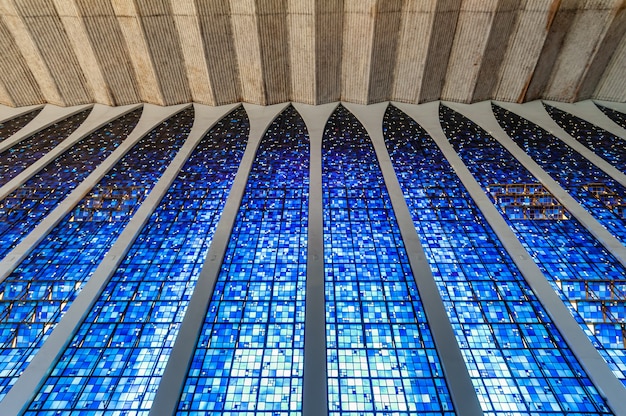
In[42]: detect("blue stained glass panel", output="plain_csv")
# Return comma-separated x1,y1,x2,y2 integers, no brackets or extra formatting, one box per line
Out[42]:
493,104,626,245
323,105,453,415
0,109,142,261
0,107,193,400
545,104,626,173
385,104,611,414
440,104,626,385
0,109,91,186
0,108,42,144
177,105,308,414
24,107,248,414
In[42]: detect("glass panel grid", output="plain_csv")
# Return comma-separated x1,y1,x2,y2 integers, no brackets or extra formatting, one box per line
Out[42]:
545,104,626,173
0,108,194,401
0,109,91,186
24,107,249,414
385,104,610,414
323,105,454,415
440,104,626,386
0,109,142,261
0,108,42,144
177,106,308,415
493,104,626,244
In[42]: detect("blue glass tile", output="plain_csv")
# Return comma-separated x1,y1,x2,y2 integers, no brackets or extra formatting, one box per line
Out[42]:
384,104,611,414
0,109,142,261
324,105,453,415
177,105,308,415
545,104,626,173
0,107,193,401
0,108,41,144
0,109,91,186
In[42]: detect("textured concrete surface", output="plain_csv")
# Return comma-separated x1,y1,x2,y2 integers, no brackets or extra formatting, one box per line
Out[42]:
0,0,623,107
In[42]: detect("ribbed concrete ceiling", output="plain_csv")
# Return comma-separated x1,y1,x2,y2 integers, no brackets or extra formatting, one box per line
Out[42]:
0,0,624,107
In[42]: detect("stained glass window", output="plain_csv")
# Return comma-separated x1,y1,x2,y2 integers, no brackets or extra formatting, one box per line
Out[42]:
24,107,248,414
0,108,42,144
545,104,626,173
493,104,626,244
0,107,193,400
440,104,626,386
323,105,453,414
0,108,142,261
386,104,611,413
0,109,91,186
177,105,308,414
595,104,626,129
0,101,624,415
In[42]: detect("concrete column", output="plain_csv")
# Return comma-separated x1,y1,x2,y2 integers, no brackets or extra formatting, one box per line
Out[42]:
395,100,626,416
192,0,241,105
229,0,290,105
341,0,402,104
493,0,555,103
70,0,141,105
0,104,42,124
149,102,289,416
2,0,92,105
447,100,626,268
0,103,91,153
0,0,65,105
496,100,626,190
170,0,215,105
594,33,626,102
344,101,484,416
0,103,237,416
0,18,43,107
0,103,189,280
293,101,338,416
545,99,626,140
576,4,626,101
110,0,165,105
52,0,114,105
0,103,141,201
441,0,516,103
594,99,626,114
314,0,342,104
288,0,316,104
541,0,624,102
392,0,456,104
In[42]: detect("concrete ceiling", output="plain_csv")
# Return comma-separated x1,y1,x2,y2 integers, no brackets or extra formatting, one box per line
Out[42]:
0,0,624,108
